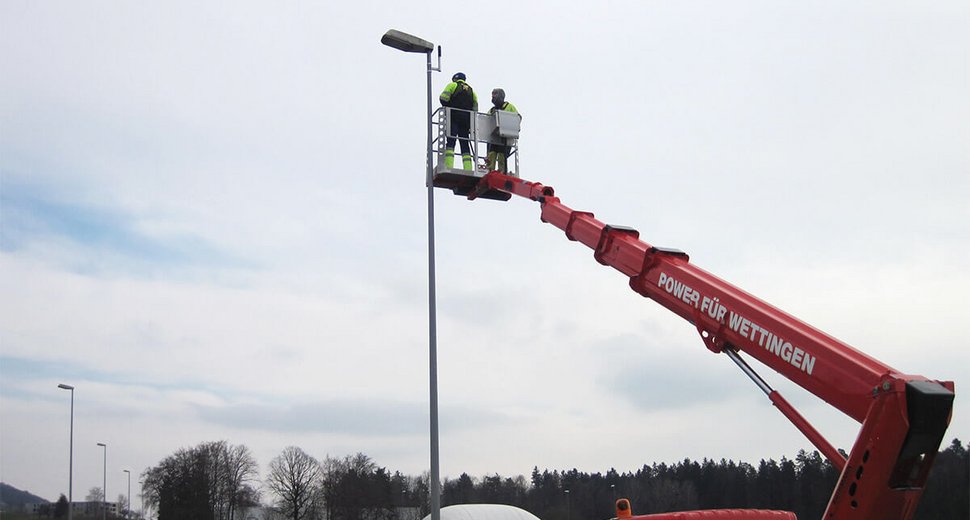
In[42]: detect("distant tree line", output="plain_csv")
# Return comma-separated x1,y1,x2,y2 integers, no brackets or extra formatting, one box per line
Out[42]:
140,444,426,520
441,439,967,520
134,438,967,520
444,439,968,520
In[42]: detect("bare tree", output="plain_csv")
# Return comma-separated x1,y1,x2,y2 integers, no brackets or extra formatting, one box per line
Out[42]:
142,440,258,520
266,446,323,520
210,441,260,520
86,487,104,502
115,493,130,518
320,453,397,520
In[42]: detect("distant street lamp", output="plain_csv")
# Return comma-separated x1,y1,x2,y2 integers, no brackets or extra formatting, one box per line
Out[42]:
138,479,145,520
57,384,75,520
611,483,616,503
97,442,107,520
123,469,131,519
381,27,443,520
565,489,571,520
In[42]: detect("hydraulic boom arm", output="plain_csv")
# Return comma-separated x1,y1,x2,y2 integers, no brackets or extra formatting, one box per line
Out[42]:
465,172,954,520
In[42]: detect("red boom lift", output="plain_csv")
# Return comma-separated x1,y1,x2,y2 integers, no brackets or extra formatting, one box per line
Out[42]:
435,171,955,520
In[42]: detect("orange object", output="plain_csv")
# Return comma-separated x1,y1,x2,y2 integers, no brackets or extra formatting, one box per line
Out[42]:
616,499,632,519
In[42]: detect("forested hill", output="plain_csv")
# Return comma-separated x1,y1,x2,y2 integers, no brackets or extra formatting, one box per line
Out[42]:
0,482,49,506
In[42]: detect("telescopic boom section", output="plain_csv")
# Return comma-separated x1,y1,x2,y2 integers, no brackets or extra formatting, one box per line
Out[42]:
470,172,954,520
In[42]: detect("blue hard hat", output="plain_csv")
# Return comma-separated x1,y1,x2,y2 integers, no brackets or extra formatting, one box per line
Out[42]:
452,72,466,81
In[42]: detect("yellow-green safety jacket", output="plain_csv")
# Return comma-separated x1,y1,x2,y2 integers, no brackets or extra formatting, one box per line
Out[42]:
488,101,519,115
439,80,478,112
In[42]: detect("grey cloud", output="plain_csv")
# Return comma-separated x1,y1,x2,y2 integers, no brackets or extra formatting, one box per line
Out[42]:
592,333,751,411
0,174,249,277
197,399,510,436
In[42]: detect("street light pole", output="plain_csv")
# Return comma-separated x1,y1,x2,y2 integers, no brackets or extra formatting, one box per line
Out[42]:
565,489,571,520
123,470,131,519
381,28,443,520
97,443,107,520
138,479,145,520
423,43,442,520
57,384,74,520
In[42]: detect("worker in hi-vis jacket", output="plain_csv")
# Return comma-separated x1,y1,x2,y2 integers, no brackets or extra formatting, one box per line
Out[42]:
439,72,478,170
486,88,519,173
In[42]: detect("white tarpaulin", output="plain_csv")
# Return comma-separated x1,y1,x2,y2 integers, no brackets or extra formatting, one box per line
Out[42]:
424,504,542,520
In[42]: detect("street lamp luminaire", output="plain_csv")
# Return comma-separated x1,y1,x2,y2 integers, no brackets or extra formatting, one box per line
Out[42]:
123,469,131,519
57,384,75,520
97,443,107,520
380,27,443,520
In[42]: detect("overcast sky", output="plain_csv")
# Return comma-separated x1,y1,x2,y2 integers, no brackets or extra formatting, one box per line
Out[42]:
2,0,968,508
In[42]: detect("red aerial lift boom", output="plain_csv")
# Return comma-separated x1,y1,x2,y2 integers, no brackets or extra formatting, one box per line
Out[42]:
436,172,955,520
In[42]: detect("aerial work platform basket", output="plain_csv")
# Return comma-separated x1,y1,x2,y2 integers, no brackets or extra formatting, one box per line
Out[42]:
431,106,521,201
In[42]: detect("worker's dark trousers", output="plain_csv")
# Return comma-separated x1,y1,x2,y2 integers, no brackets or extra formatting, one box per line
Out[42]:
487,143,511,173
445,120,473,169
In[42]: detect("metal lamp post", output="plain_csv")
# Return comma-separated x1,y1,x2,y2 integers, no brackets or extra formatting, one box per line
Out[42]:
57,384,75,520
123,469,131,519
565,489,571,520
380,28,443,520
138,479,145,520
97,443,107,520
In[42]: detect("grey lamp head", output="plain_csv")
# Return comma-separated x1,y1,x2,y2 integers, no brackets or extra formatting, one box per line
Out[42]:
381,29,434,53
